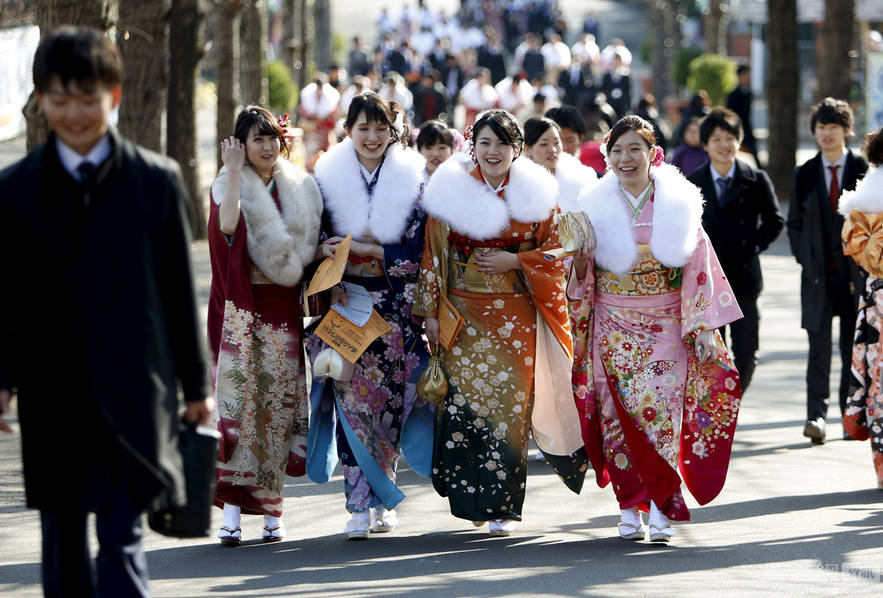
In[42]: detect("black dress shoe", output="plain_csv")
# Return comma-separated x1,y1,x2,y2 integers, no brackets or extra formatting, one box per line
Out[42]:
803,418,826,445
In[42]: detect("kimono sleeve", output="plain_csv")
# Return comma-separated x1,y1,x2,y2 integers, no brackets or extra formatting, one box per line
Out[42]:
412,215,446,319
517,214,572,358
381,204,427,294
680,227,743,338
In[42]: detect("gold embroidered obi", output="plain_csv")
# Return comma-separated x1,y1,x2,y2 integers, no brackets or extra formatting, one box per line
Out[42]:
595,244,682,296
447,232,535,295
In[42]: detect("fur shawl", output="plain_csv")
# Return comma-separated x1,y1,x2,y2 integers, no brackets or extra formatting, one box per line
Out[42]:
555,152,598,213
422,153,559,239
211,158,322,286
313,138,425,244
839,166,883,215
580,162,704,274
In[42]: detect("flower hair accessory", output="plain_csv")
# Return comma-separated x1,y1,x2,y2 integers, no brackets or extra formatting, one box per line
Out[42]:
392,111,405,137
278,113,292,141
650,146,665,167
463,124,477,165
598,129,612,171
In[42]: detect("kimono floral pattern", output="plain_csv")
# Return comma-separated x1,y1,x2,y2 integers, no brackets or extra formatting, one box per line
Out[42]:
214,299,309,517
570,235,742,521
306,204,429,513
845,277,883,486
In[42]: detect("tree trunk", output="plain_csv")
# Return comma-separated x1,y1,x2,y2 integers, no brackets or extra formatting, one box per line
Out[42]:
118,0,169,153
297,0,311,92
767,0,798,198
239,0,268,106
313,0,331,72
168,0,207,239
703,1,726,56
216,0,242,169
281,0,298,83
818,0,856,101
25,0,108,151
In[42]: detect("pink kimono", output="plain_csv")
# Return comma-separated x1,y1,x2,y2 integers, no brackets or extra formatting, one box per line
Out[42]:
569,164,743,521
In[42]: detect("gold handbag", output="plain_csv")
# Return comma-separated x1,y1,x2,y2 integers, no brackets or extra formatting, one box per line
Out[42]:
558,211,596,254
416,344,448,404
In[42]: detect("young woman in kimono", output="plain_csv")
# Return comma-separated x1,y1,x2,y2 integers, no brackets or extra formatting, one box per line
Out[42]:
208,106,323,544
523,117,598,214
308,92,430,539
569,115,743,542
840,127,883,490
414,109,586,537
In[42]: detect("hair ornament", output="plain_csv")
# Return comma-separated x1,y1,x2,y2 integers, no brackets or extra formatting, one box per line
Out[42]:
278,112,292,140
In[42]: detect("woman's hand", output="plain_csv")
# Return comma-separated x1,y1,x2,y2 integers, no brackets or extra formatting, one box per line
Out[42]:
350,239,384,260
330,284,349,307
695,329,717,365
220,136,245,172
425,317,440,345
475,249,520,274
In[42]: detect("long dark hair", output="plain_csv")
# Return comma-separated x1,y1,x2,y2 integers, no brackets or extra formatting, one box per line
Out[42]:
233,105,290,158
471,109,523,157
344,91,409,147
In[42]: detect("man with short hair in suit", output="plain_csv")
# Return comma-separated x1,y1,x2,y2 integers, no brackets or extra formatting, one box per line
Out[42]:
787,97,868,444
0,27,213,596
689,108,784,394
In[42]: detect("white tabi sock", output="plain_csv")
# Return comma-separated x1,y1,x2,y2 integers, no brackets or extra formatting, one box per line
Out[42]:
222,504,241,529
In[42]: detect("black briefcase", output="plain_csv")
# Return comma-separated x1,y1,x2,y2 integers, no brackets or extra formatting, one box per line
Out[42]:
148,422,219,538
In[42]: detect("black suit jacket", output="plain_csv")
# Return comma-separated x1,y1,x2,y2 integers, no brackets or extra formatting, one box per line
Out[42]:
558,67,589,107
0,129,210,511
787,149,868,330
689,159,784,297
477,46,506,85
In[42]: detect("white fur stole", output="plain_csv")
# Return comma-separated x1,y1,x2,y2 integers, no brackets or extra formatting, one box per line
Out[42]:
555,152,598,213
421,153,559,239
313,138,425,244
839,167,883,215
580,162,704,274
211,159,322,287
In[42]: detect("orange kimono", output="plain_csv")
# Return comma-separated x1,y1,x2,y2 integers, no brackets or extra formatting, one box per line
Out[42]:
414,155,586,522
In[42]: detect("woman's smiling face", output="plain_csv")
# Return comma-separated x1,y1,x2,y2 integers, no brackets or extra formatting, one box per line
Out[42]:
474,125,515,187
608,129,652,192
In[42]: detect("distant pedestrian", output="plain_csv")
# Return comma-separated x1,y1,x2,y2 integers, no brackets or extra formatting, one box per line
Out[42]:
787,97,868,444
726,64,761,167
0,27,213,596
839,126,883,488
668,117,709,176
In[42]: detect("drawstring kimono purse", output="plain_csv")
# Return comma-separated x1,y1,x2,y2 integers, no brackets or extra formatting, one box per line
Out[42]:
558,212,596,254
416,343,448,404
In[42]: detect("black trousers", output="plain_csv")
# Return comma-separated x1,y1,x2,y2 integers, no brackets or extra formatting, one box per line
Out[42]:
805,282,857,422
40,477,149,598
722,293,760,393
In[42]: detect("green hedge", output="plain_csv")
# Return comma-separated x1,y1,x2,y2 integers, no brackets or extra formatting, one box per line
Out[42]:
266,60,296,112
687,53,737,106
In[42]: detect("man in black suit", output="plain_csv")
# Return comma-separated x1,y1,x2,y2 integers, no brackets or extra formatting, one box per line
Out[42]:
0,27,213,596
477,29,507,86
726,64,761,167
558,56,591,108
788,97,868,444
413,69,450,126
689,108,784,394
440,53,465,104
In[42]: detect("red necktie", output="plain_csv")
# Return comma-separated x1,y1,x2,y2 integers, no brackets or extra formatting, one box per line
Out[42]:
828,165,840,212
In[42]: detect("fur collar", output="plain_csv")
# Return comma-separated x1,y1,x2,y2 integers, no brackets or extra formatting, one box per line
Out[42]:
422,154,558,239
581,162,704,274
313,138,425,244
839,167,882,215
211,159,322,286
555,152,597,213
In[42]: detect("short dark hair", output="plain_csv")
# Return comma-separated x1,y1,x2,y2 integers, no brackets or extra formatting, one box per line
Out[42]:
545,105,587,137
233,105,290,158
736,64,750,76
33,26,123,93
810,97,853,134
523,117,560,147
344,91,410,147
863,126,883,167
416,120,454,150
606,115,657,154
699,107,744,145
471,109,523,156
